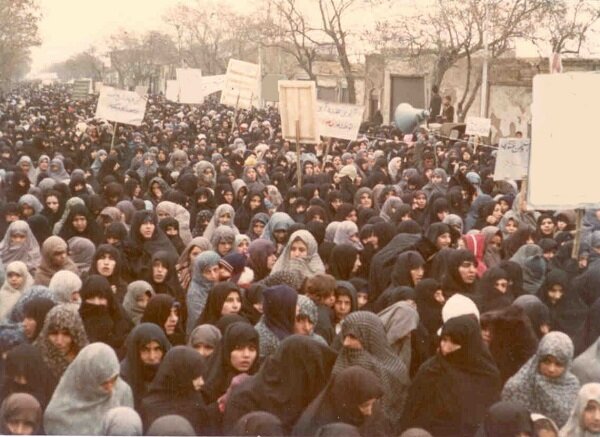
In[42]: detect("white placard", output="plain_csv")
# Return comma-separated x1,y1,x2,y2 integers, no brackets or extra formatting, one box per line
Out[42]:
465,116,491,136
493,138,530,181
278,80,319,144
195,75,226,99
316,101,364,140
95,86,147,126
94,82,103,93
134,85,147,97
176,68,203,104
220,59,260,109
166,80,179,102
528,72,600,209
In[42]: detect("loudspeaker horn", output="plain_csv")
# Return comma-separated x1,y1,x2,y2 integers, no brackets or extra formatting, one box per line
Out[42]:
393,103,430,133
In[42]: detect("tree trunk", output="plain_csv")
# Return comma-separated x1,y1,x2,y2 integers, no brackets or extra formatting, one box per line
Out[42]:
346,75,356,104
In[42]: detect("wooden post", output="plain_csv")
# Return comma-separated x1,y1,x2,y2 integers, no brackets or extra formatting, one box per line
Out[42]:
231,93,241,134
295,120,302,189
322,137,332,170
519,177,528,213
572,209,584,260
110,122,118,149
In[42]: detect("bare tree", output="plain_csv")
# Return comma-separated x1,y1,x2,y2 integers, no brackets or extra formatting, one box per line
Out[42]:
0,0,41,85
48,48,105,81
368,0,552,120
258,0,321,81
108,30,178,87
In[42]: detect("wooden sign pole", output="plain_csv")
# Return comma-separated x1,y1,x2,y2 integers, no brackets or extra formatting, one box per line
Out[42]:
231,93,241,134
295,120,303,189
572,209,584,260
322,137,332,170
110,122,118,149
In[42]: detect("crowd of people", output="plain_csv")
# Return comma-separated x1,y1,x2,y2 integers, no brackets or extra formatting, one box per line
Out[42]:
0,82,598,436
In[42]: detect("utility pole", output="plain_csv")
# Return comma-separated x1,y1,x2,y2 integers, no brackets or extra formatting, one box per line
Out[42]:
480,0,488,117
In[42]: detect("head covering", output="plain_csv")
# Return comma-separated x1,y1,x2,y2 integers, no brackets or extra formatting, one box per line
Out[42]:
34,236,79,286
334,311,410,428
502,332,580,428
333,220,363,250
477,401,533,437
34,304,89,379
122,280,155,325
572,337,600,386
271,230,325,276
146,415,196,436
260,212,295,243
230,411,285,436
0,220,41,274
0,261,33,321
203,204,239,240
100,406,143,436
560,383,600,437
186,250,221,335
21,297,56,341
48,270,82,304
512,294,551,339
188,324,222,349
0,393,42,435
67,236,95,273
43,343,133,435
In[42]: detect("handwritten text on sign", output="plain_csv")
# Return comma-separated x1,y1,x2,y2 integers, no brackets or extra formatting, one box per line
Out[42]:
465,116,492,137
95,86,147,126
316,101,364,141
493,138,530,181
220,59,260,110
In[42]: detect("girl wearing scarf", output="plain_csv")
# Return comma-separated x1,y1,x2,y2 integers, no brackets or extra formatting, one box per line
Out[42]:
270,229,325,277
196,282,244,326
247,239,277,282
0,262,33,322
122,280,155,326
328,244,361,281
176,237,212,291
139,346,208,434
120,323,171,409
222,335,337,434
33,236,79,286
0,221,41,275
402,315,501,436
186,251,221,335
34,304,89,379
210,225,237,257
0,393,42,436
21,297,56,342
203,204,239,240
255,285,298,363
560,383,600,437
141,295,185,346
44,343,133,435
502,331,580,428
188,324,222,358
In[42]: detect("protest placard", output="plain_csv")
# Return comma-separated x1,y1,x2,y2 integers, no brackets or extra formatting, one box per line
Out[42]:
166,80,179,102
493,138,530,181
134,85,147,97
465,116,491,137
71,79,92,101
278,80,319,144
220,59,260,110
176,68,203,104
95,86,147,126
528,72,600,209
316,101,364,141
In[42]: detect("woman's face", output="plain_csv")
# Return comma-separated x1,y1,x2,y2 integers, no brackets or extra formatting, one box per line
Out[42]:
151,184,162,198
246,168,257,181
21,205,33,218
7,271,24,289
248,195,261,210
273,230,287,244
202,265,220,283
152,261,168,283
139,340,163,366
217,240,233,256
346,210,358,223
290,239,308,260
538,355,565,379
547,284,564,304
237,240,249,256
51,249,67,267
433,289,445,304
410,266,424,285
436,232,452,249
189,246,203,263
492,203,503,221
223,192,234,205
494,278,508,294
431,174,443,185
458,260,477,284
230,344,257,372
505,219,518,234
48,329,73,356
46,196,59,213
136,292,151,310
540,218,555,235
218,212,231,225
266,253,277,270
353,254,362,273
164,307,179,335
334,294,352,320
440,335,461,356
140,221,155,239
72,214,87,233
252,221,265,236
194,342,215,357
414,195,427,209
22,317,37,339
6,418,35,435
10,232,26,247
221,291,242,315
343,334,362,350
583,400,600,433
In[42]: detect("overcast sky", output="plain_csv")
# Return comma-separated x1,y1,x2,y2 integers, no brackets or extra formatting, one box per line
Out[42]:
29,0,600,76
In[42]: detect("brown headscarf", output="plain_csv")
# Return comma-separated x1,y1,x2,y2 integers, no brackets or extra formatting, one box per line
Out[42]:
33,236,79,286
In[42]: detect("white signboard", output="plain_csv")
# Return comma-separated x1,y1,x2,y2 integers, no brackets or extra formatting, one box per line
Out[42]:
94,82,104,94
95,86,147,126
316,101,364,140
220,59,260,109
465,116,492,137
134,85,147,97
195,75,226,99
529,72,600,209
166,80,179,102
493,138,530,181
176,68,203,104
278,80,319,144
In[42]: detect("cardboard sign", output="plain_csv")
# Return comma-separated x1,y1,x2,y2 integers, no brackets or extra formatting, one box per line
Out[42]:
134,85,147,97
176,68,203,104
316,101,364,141
278,80,319,144
71,79,92,101
493,138,530,181
194,74,226,99
94,82,104,94
465,116,491,137
165,80,180,102
528,72,600,209
220,59,260,109
95,86,147,126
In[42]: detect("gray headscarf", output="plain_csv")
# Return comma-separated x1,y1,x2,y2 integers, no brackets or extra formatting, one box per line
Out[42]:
0,220,41,274
122,281,155,325
100,406,143,436
187,324,222,349
48,270,82,304
333,220,363,250
53,197,85,235
271,230,325,277
67,236,95,274
43,343,134,435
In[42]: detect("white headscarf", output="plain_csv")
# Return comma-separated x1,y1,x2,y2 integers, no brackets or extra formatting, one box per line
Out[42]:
0,261,33,321
271,230,325,277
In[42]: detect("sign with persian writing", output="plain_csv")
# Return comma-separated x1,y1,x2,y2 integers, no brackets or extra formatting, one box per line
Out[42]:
95,86,147,126
316,101,364,140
